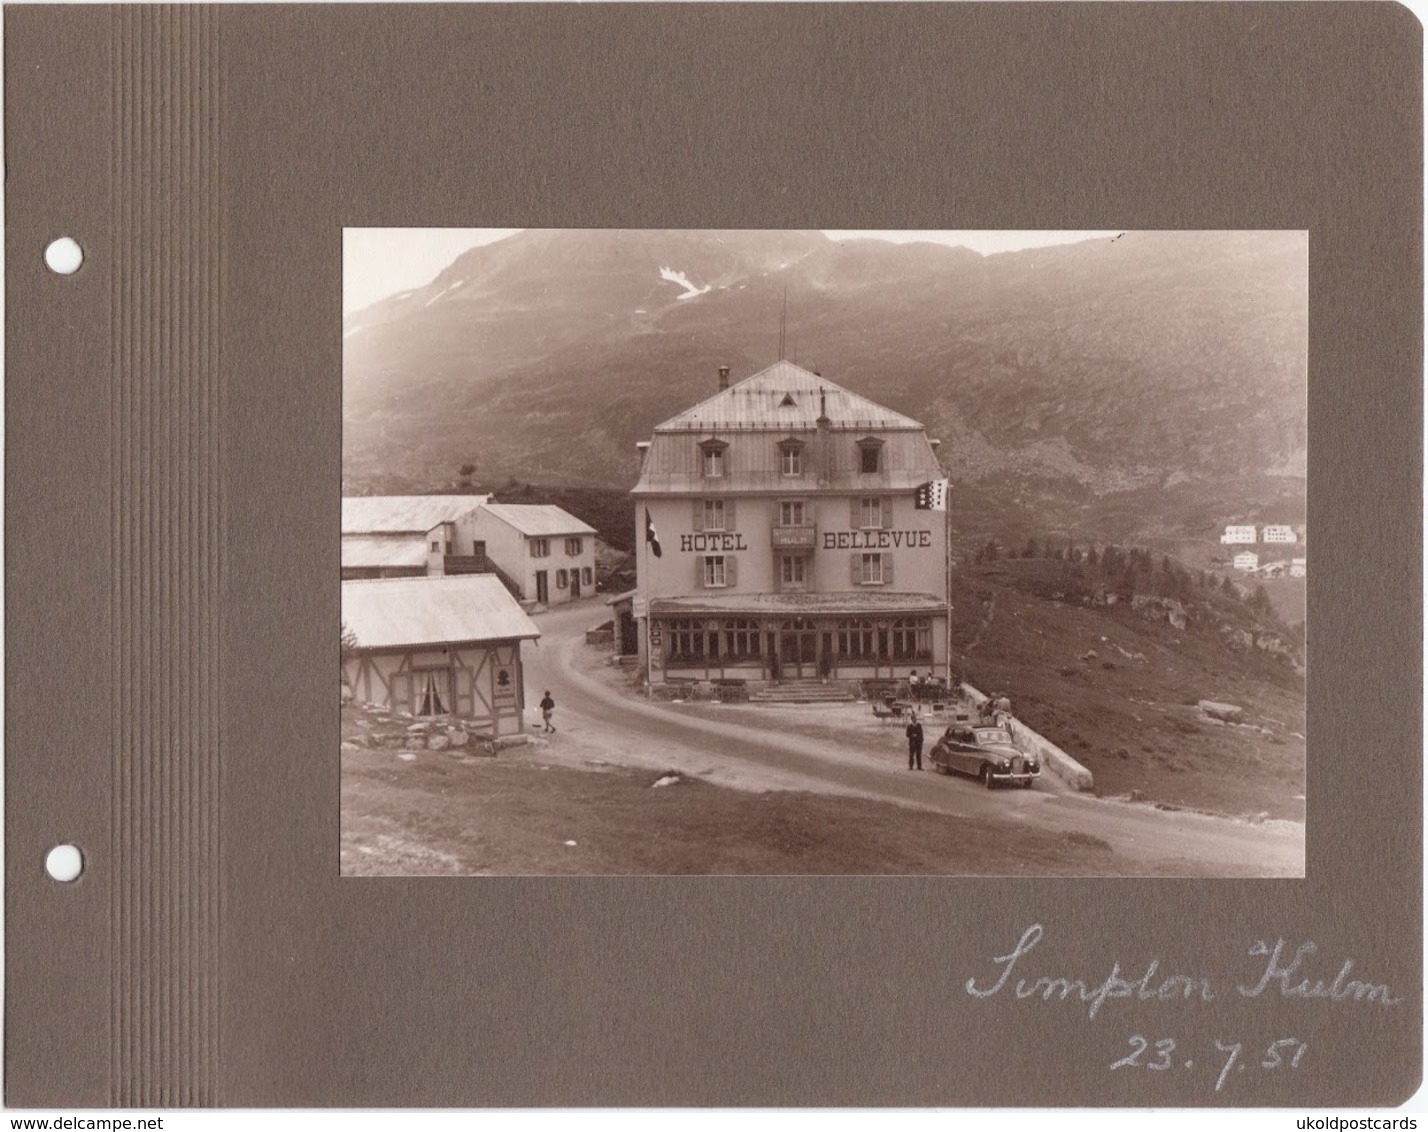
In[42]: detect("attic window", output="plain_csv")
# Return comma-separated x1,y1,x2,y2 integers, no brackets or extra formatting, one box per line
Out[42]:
778,437,805,477
699,437,729,478
857,436,885,474
779,393,797,408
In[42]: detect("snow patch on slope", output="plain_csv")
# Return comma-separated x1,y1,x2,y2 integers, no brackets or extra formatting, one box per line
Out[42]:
658,266,711,301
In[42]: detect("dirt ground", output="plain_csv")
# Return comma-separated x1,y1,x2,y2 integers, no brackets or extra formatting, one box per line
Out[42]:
341,717,1166,876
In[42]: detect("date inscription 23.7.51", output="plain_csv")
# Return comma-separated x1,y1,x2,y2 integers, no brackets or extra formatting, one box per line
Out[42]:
1111,1035,1308,1092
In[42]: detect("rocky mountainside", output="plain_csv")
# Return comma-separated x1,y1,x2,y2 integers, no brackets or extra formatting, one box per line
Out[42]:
343,229,1306,539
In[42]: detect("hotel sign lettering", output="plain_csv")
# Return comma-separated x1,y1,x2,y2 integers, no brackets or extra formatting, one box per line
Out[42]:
680,532,749,553
824,530,934,550
673,530,933,551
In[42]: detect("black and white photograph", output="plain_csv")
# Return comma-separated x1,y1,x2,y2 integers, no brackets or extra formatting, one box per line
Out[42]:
340,228,1307,878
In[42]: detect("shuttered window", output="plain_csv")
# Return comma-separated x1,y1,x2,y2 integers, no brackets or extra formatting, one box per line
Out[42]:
693,498,736,531
698,555,737,588
853,497,890,529
851,552,892,585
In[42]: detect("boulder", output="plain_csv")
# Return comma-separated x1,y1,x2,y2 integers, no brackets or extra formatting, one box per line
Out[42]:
446,728,469,748
1220,626,1255,651
428,735,450,751
1198,700,1244,723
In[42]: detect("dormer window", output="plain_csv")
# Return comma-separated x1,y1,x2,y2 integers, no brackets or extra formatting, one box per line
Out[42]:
778,437,805,477
699,438,728,478
857,436,885,474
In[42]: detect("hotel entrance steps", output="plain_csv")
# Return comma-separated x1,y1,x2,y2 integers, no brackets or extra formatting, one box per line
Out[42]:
747,680,857,705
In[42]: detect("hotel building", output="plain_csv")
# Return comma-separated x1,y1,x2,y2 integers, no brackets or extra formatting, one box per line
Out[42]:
630,361,950,686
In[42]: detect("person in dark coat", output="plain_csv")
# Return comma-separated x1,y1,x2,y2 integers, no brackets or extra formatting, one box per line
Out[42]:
905,715,924,770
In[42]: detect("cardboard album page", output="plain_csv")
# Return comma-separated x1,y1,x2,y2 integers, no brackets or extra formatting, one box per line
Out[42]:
5,3,1422,1111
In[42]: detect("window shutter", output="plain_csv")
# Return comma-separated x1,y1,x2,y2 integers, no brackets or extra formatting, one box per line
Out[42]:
850,499,861,528
883,553,894,585
851,553,862,585
726,498,736,528
726,556,737,587
692,500,704,532
695,556,705,588
881,497,893,529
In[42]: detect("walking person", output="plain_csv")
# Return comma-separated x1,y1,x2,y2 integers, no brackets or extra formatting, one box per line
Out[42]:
908,669,922,702
905,714,924,771
539,690,556,733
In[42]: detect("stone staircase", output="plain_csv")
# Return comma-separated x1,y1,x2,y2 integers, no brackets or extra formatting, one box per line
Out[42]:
747,679,858,705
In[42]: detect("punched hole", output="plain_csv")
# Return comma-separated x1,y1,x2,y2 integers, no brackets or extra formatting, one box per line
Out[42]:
44,237,84,275
45,844,84,883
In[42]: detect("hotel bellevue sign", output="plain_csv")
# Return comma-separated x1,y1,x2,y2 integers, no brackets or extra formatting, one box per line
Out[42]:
677,529,935,553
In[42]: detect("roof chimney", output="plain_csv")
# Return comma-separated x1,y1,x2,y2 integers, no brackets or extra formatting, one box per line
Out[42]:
717,365,731,391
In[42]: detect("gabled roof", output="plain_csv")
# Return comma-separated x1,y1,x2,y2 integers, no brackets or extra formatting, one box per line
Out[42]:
341,534,429,569
654,361,923,433
341,495,490,535
477,503,597,538
342,575,540,649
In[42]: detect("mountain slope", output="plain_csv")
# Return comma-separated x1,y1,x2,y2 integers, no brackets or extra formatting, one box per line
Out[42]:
342,229,1306,537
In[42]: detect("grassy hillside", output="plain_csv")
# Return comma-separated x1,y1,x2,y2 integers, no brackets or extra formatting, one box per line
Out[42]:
951,560,1304,820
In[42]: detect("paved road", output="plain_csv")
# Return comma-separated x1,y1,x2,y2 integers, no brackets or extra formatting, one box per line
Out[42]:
524,598,1305,877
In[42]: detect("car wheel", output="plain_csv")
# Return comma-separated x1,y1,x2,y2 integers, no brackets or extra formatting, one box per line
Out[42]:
983,765,995,789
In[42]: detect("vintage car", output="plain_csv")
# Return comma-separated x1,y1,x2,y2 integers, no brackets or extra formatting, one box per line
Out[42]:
928,724,1040,788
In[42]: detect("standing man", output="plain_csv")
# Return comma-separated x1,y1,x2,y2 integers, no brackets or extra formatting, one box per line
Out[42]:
539,689,556,733
908,669,922,701
905,713,924,771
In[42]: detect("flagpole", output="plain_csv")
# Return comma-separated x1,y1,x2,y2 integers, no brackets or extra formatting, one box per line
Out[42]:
644,506,654,694
945,488,954,693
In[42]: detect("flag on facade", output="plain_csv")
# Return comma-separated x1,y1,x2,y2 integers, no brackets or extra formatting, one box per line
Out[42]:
914,478,949,511
645,508,662,557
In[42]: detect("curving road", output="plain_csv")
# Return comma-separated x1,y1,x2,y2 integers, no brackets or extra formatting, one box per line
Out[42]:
523,598,1305,877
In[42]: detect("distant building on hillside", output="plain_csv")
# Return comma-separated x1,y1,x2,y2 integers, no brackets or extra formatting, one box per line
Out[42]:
341,495,492,580
1232,550,1260,572
341,575,540,733
628,360,950,686
1290,557,1306,578
1220,525,1257,545
470,504,598,606
1261,524,1297,544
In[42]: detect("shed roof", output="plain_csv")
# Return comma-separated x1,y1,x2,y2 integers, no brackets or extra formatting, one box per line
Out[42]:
478,503,597,538
341,495,490,534
340,535,429,569
342,575,540,650
654,361,923,433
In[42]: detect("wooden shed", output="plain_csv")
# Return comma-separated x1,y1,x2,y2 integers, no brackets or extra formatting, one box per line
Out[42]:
341,575,541,735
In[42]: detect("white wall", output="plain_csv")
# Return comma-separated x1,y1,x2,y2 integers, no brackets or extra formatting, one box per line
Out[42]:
636,493,948,600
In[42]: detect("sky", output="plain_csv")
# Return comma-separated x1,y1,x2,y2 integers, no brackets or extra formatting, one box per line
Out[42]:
342,228,1125,316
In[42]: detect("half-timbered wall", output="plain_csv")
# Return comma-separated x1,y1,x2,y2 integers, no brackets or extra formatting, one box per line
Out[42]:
342,641,527,736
